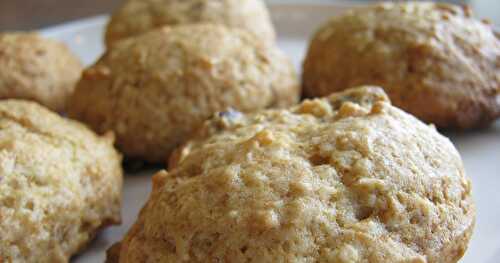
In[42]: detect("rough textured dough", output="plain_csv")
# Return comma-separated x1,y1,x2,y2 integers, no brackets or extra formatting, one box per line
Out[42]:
0,32,83,112
303,2,500,129
0,100,123,263
69,24,299,163
108,86,474,263
105,0,276,47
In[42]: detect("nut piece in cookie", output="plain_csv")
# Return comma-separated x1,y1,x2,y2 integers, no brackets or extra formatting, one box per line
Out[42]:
0,100,123,263
303,2,500,129
110,86,474,263
105,0,276,47
69,24,299,163
0,32,83,112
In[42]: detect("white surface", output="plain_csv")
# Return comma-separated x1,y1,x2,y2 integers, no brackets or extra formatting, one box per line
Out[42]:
38,3,500,262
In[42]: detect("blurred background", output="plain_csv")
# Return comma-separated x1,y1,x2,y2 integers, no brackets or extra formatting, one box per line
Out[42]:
0,0,499,31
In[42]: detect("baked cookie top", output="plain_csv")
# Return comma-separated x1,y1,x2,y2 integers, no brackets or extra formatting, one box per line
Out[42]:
0,100,122,263
0,32,82,112
105,0,275,47
303,2,500,129
69,24,298,162
110,87,474,263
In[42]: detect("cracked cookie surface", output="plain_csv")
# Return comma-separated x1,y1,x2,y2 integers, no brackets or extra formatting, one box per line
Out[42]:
108,86,474,263
0,100,123,263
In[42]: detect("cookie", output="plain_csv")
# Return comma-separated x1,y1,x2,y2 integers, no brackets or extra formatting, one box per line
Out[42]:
303,2,500,129
0,100,123,262
105,0,275,47
108,86,474,263
69,24,299,163
0,32,83,112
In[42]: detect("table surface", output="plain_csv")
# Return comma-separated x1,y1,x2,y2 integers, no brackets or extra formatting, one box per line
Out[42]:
2,0,499,31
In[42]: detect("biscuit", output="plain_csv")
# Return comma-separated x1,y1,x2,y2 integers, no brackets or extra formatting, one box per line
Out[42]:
303,2,500,129
69,24,299,163
108,86,474,263
0,32,83,112
0,100,123,262
105,0,275,47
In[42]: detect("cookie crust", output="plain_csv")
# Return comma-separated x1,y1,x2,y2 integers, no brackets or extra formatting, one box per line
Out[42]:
0,100,123,263
108,87,474,263
0,32,82,111
303,2,500,129
69,24,298,163
105,0,276,47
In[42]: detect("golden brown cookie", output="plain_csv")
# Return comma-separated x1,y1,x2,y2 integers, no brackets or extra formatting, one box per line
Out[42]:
303,2,500,129
105,0,275,47
69,24,299,163
108,87,474,263
0,32,83,112
0,100,123,263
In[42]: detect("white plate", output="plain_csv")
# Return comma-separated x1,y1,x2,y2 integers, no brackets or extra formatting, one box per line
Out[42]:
38,3,500,262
